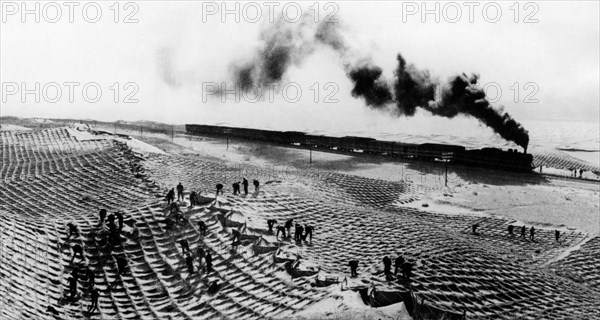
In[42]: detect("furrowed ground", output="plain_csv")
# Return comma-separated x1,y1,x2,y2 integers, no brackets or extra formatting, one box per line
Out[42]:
1,127,599,320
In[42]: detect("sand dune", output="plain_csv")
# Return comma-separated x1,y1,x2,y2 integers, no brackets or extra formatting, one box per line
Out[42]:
1,125,599,320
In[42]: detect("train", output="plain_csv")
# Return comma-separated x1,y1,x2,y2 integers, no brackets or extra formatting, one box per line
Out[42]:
185,124,533,172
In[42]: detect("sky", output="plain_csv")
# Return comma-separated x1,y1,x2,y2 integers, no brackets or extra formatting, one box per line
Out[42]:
1,1,599,137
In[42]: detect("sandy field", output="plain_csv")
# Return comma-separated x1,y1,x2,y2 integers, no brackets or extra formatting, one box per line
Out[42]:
1,119,599,320
146,132,600,234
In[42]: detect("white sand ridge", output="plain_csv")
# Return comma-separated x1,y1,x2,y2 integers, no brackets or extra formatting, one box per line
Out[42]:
1,127,599,320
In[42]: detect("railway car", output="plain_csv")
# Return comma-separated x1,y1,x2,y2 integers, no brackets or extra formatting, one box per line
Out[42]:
321,136,343,150
303,134,324,147
286,131,306,145
365,140,397,156
253,129,273,142
271,131,305,145
230,127,257,139
388,142,418,159
185,124,533,172
339,136,377,152
305,134,345,151
367,140,383,154
417,143,466,161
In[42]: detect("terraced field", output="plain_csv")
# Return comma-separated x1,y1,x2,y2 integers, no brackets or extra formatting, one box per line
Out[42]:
531,149,599,173
1,127,599,320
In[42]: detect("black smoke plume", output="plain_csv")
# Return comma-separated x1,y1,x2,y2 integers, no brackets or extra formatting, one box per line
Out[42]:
347,54,529,149
348,64,392,107
227,17,529,149
232,15,350,90
393,54,436,116
427,74,530,149
232,17,345,89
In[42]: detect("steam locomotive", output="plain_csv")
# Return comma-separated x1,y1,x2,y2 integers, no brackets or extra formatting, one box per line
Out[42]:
185,124,533,172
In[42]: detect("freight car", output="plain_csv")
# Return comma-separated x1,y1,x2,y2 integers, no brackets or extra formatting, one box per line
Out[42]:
280,131,306,145
339,136,377,152
185,124,533,172
390,142,420,159
305,135,342,150
416,143,466,161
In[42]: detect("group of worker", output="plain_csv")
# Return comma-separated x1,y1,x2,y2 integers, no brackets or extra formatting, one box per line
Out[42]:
348,254,414,281
164,202,189,231
472,223,563,243
165,182,186,204
539,167,586,179
179,239,214,277
167,179,262,205
165,185,221,284
572,168,585,178
63,207,139,315
268,218,314,242
231,178,260,195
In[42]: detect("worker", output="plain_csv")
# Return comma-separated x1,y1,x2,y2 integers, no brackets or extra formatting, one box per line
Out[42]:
198,221,207,236
349,260,359,277
180,239,190,254
276,225,287,239
242,178,249,195
88,288,99,314
66,223,79,241
177,183,184,201
116,256,127,275
205,252,213,273
508,225,514,236
116,212,124,232
196,247,205,261
99,209,107,225
207,280,220,295
382,256,392,280
401,262,413,280
185,254,194,274
303,225,314,242
68,277,77,300
267,219,277,233
189,191,197,207
166,188,175,204
70,244,84,264
394,255,405,276
284,219,293,238
295,224,304,242
253,179,260,192
85,266,95,287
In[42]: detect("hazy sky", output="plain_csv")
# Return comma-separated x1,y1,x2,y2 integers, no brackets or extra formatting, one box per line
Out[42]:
1,1,599,135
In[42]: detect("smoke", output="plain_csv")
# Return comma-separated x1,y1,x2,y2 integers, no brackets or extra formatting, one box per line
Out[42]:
345,54,529,149
225,16,529,149
233,17,321,88
157,47,181,88
232,16,349,90
348,64,392,107
393,54,436,116
427,74,530,149
314,21,348,54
